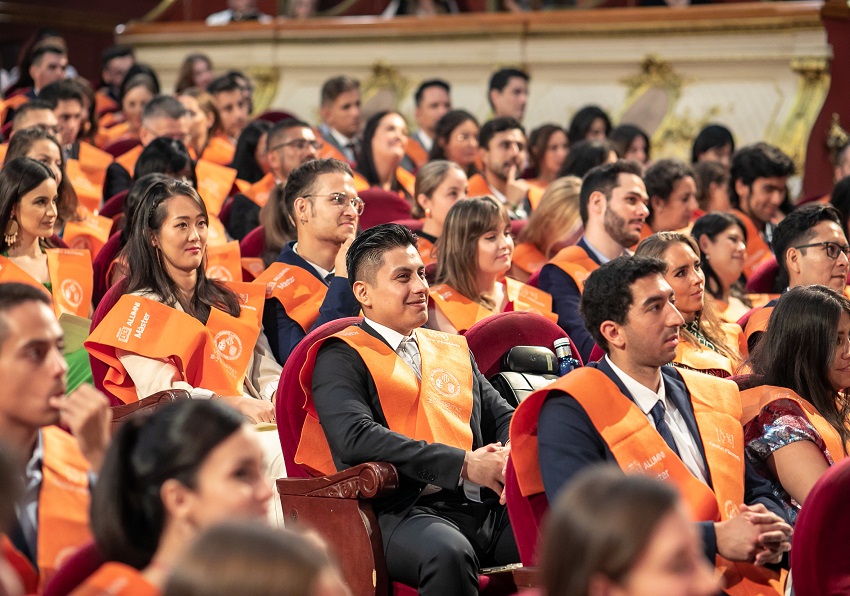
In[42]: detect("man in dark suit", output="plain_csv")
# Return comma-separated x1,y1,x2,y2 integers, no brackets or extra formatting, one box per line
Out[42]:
265,158,361,364
538,159,649,362
316,76,361,165
513,256,792,593
307,223,518,595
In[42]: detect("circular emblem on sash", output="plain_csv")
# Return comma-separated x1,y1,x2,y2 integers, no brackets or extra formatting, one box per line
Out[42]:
724,500,739,519
214,330,243,361
69,236,92,251
207,265,233,281
60,279,84,308
430,368,461,398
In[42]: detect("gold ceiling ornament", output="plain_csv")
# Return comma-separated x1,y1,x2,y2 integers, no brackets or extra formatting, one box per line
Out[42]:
360,62,412,121
620,54,688,108
826,113,849,165
246,67,281,116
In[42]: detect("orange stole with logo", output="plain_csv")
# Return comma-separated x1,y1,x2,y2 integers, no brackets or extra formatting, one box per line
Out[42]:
743,306,773,345
2,535,37,594
69,562,158,596
66,143,114,214
63,211,113,261
235,172,276,208
201,135,236,166
38,426,93,588
206,240,243,282
406,137,429,169
296,326,474,476
417,236,436,266
546,245,599,293
196,159,238,217
0,251,92,317
741,385,847,462
254,262,327,333
467,174,492,198
85,282,264,403
733,209,774,279
511,242,547,276
510,367,783,596
114,144,143,176
430,280,556,332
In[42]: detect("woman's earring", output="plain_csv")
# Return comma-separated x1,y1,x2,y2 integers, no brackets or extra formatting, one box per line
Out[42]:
425,208,432,219
4,218,19,246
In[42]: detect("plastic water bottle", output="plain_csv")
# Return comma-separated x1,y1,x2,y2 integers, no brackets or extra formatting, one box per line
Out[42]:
554,337,580,376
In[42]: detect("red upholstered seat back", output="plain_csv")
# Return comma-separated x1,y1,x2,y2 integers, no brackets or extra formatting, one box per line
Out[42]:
103,138,140,159
526,270,540,288
49,235,68,248
359,188,412,230
463,311,577,378
588,343,605,363
92,233,124,307
736,306,760,329
99,190,128,219
745,256,778,293
505,457,549,566
257,110,298,123
239,226,266,258
275,317,363,478
88,278,129,405
792,457,850,596
510,219,526,238
392,218,423,232
41,542,104,596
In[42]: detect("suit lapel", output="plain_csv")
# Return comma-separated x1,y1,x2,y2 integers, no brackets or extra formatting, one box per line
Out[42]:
279,242,330,286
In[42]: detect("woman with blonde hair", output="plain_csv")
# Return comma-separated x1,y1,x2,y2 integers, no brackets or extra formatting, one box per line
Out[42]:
429,195,554,334
511,176,583,282
174,54,214,94
410,160,468,266
177,87,223,163
635,231,744,377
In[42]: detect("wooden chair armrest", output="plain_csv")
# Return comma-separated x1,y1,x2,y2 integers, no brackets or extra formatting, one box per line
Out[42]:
110,389,191,429
276,462,399,499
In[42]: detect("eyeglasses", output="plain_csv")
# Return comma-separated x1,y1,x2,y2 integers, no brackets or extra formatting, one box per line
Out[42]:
270,139,324,152
303,192,365,216
793,241,850,260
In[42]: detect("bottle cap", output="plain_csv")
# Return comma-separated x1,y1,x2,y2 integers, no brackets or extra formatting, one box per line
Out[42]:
553,337,572,349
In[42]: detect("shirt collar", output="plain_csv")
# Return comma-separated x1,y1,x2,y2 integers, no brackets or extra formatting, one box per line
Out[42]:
581,235,630,265
604,355,666,416
292,242,333,280
416,130,433,151
364,317,414,352
327,126,356,150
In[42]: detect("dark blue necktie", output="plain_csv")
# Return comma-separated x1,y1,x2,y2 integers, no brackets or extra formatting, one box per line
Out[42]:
650,400,681,458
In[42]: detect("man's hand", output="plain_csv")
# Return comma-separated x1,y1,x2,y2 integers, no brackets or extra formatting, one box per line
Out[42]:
334,235,355,280
221,395,276,424
49,385,112,474
715,503,792,563
462,442,509,496
505,165,530,210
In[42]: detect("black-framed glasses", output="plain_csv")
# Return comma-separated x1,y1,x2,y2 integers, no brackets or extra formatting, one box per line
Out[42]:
269,139,324,152
793,241,850,260
303,192,365,216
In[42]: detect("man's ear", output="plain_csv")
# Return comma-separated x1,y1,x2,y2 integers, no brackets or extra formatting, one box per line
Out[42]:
293,197,309,224
599,320,625,352
353,280,371,309
589,190,607,218
785,247,802,277
734,179,749,204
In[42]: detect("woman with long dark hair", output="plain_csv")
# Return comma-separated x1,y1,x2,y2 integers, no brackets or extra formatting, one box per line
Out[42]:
743,285,850,523
429,110,480,178
567,105,611,145
526,124,568,189
356,110,415,201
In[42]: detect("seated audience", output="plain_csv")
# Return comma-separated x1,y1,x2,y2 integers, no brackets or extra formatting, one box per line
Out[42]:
557,139,617,179
609,124,650,171
74,400,272,594
207,75,250,148
539,160,647,362
467,117,535,219
97,45,134,109
27,45,68,100
231,120,272,185
567,105,611,145
693,160,731,213
429,196,554,333
744,203,849,346
429,110,480,178
635,232,743,377
526,124,568,191
134,138,196,185
411,160,468,266
511,256,793,595
355,110,415,200
540,466,719,596
35,80,85,156
260,158,360,364
206,0,273,25
177,87,222,163
299,223,518,593
97,70,157,148
407,79,451,169
729,143,795,278
691,123,735,167
175,54,214,94
0,282,110,589
641,159,698,240
316,76,361,165
8,99,60,139
742,285,850,525
488,68,529,121
511,176,582,281
163,523,349,596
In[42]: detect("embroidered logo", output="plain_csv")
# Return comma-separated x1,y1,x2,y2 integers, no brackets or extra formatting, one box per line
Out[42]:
116,326,131,343
430,368,461,398
214,330,243,361
207,265,233,282
724,500,739,519
69,236,92,251
60,279,84,308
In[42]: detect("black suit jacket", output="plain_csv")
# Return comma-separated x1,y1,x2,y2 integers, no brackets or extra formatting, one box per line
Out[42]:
537,359,789,561
311,321,514,537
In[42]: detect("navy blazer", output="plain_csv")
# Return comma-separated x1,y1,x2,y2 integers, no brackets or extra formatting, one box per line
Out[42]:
311,321,514,539
537,359,789,562
265,241,360,365
537,237,601,363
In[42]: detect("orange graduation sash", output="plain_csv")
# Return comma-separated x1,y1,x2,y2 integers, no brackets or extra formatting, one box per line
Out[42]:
674,341,736,378
94,91,119,116
85,282,264,403
743,306,773,345
315,130,351,164
206,240,243,282
254,262,327,333
0,93,28,124
504,278,557,322
740,385,847,462
235,172,276,208
241,257,266,281
207,214,228,247
201,135,236,167
511,242,547,276
467,174,493,198
396,167,415,198
38,425,93,588
430,280,556,332
69,562,158,596
417,236,436,266
733,209,774,279
547,245,600,293
2,534,38,595
63,211,113,261
196,159,238,218
66,143,113,214
527,183,544,211
115,144,143,177
296,326,474,476
0,251,92,317
406,136,429,169
0,142,7,164
510,367,783,596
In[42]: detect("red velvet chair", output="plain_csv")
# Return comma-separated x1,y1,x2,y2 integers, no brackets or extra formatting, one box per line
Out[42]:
103,138,140,159
392,218,423,233
257,110,299,123
745,257,778,293
88,278,129,405
526,270,540,288
91,233,124,308
1,119,12,140
510,219,526,238
240,226,265,258
218,196,234,228
99,190,129,219
587,344,605,363
359,188,412,230
505,457,549,567
49,235,68,248
736,306,759,330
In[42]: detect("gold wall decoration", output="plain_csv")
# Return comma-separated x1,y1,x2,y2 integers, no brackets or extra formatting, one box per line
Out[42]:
361,62,411,122
246,67,281,116
767,57,830,173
